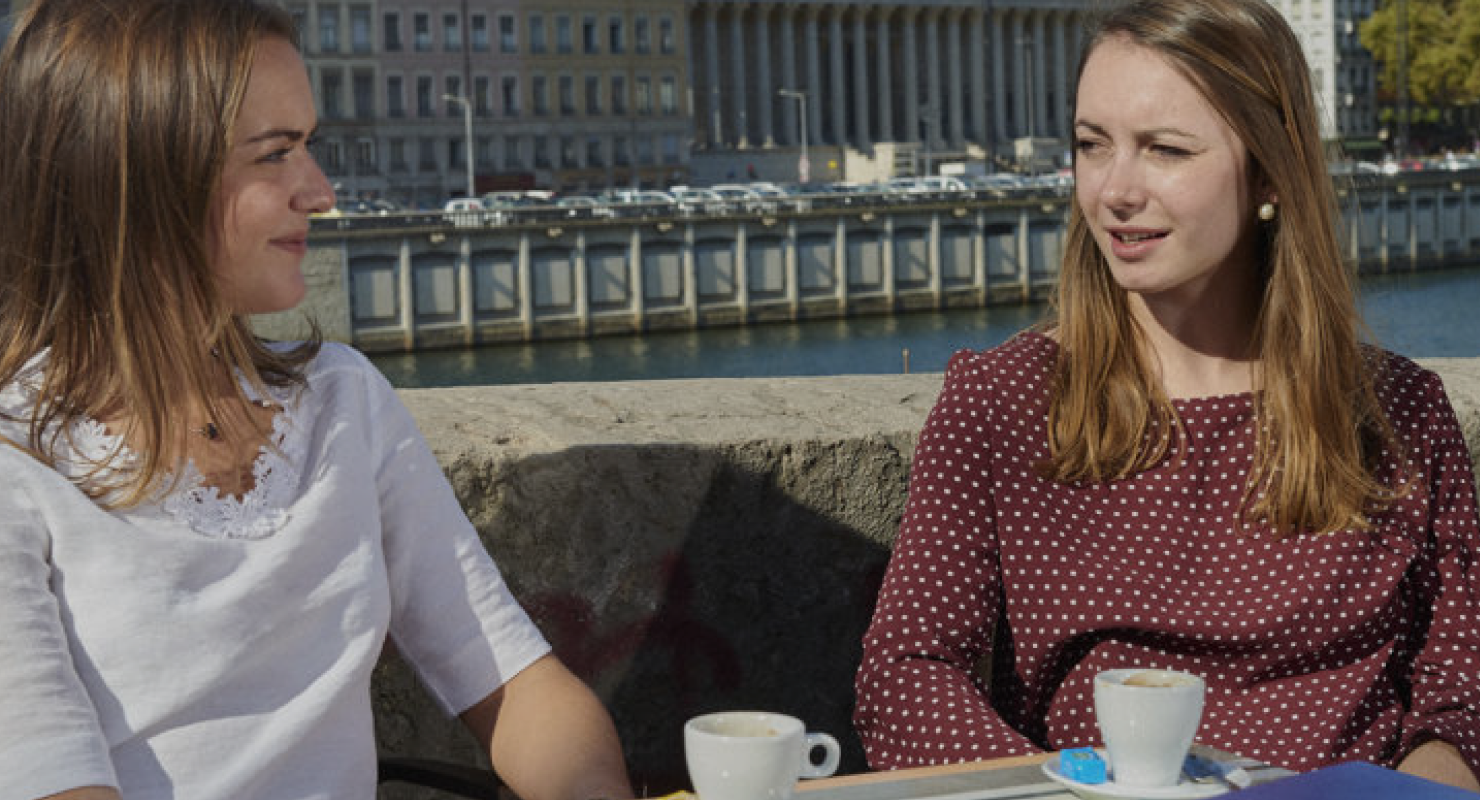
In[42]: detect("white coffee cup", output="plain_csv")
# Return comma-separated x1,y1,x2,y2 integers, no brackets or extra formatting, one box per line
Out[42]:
684,711,841,800
1093,668,1205,788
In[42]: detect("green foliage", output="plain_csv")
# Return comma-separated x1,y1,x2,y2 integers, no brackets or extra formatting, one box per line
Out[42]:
1361,0,1480,106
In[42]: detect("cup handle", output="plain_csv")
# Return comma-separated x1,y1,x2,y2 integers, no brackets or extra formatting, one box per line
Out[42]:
800,733,841,778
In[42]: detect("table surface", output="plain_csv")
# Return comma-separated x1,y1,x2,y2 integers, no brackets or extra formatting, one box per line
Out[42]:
793,746,1296,800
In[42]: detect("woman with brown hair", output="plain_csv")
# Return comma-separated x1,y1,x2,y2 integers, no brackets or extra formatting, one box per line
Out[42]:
0,2,631,798
855,0,1480,789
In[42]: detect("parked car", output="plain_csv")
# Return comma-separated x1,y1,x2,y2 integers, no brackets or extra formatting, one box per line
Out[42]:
443,197,488,228
669,186,731,216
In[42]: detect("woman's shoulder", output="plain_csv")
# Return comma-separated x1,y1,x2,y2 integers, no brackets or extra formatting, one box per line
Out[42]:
1363,345,1445,404
943,328,1057,384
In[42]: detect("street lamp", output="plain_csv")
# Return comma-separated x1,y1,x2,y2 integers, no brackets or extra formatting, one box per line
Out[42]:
443,94,475,200
779,88,809,183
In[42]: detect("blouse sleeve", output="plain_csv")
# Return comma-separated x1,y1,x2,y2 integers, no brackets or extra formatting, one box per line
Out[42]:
1397,370,1480,772
853,351,1039,770
0,455,118,799
356,358,551,716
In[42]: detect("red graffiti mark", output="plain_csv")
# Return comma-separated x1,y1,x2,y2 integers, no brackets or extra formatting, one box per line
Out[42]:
524,553,742,705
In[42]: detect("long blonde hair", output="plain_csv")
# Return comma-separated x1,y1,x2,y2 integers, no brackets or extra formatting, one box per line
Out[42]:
1043,0,1398,536
0,0,320,507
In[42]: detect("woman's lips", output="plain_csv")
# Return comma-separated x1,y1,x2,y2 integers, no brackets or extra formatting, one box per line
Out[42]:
1107,228,1167,260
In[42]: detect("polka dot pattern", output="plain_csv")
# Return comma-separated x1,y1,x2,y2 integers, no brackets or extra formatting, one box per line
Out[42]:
853,331,1480,776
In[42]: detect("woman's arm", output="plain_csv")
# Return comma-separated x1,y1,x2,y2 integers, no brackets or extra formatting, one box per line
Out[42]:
40,789,121,800
854,353,1039,769
1398,740,1480,791
461,654,632,800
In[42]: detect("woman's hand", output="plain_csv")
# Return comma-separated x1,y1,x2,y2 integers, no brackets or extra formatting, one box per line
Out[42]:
1397,739,1480,792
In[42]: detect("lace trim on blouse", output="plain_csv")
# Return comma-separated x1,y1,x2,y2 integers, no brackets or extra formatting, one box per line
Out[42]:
4,357,305,539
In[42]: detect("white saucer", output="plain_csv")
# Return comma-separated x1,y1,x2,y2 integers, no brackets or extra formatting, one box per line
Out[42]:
1041,751,1250,800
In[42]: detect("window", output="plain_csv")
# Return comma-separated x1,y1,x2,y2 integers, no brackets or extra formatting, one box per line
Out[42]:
532,75,548,116
353,70,374,119
529,14,546,54
414,12,431,51
289,6,308,44
611,75,627,115
608,15,624,54
556,15,572,54
585,75,601,115
471,14,489,51
560,136,577,168
386,75,405,118
501,75,520,117
476,136,494,170
355,138,376,172
587,136,604,167
350,5,371,53
582,15,598,54
658,16,674,54
389,138,408,172
533,137,550,168
499,14,517,53
443,12,461,51
317,138,344,174
449,137,466,169
445,76,462,116
634,16,650,54
318,4,339,52
417,75,434,117
418,137,437,170
613,135,629,166
558,75,574,116
662,134,680,164
636,136,654,166
474,76,491,116
659,76,676,115
383,11,401,51
320,70,343,118
634,76,650,115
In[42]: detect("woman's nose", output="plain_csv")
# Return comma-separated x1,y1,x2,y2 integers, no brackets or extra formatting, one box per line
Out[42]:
297,159,337,215
1098,157,1145,210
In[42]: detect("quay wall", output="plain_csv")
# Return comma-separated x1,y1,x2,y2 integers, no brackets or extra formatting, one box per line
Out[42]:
374,358,1480,798
265,172,1480,354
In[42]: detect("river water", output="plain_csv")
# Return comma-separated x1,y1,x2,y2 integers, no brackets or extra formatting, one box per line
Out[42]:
371,265,1480,388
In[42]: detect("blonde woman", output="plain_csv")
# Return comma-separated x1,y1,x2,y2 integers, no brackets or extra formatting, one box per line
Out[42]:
855,0,1480,789
0,2,631,798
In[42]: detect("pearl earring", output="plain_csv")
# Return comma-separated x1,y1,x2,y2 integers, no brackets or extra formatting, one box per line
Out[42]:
1258,202,1277,222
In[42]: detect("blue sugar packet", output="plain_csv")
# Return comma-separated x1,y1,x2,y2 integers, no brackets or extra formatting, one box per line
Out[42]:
1060,747,1107,784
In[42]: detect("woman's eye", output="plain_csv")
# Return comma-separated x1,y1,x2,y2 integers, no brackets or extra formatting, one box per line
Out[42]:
1150,144,1191,158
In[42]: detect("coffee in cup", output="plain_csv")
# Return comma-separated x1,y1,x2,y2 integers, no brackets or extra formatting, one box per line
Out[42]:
1093,668,1205,787
684,712,840,800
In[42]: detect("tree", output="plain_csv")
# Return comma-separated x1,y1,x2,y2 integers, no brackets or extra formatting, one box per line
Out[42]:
1360,0,1479,106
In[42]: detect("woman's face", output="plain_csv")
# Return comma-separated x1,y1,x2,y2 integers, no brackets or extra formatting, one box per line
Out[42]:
209,37,334,316
1073,36,1261,311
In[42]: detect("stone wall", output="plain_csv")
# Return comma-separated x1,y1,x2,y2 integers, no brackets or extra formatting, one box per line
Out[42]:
375,359,1480,798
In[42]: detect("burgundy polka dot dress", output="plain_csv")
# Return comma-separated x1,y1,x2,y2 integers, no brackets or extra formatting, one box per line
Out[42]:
854,331,1480,775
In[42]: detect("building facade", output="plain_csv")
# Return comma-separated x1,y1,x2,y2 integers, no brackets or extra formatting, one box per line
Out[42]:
687,1,1087,161
1266,0,1381,148
291,0,693,207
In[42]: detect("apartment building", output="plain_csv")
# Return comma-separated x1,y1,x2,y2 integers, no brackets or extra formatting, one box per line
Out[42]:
1266,0,1382,148
291,1,693,206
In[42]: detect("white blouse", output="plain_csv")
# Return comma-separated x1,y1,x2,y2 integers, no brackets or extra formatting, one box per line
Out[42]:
0,343,550,799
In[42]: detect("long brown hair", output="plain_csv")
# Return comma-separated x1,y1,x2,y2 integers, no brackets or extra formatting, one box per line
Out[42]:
1044,0,1398,536
0,0,320,507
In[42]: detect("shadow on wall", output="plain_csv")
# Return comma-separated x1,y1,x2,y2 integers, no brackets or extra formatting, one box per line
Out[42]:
375,437,911,798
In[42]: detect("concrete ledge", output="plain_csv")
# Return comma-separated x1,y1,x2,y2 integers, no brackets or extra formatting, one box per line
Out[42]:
374,360,1480,797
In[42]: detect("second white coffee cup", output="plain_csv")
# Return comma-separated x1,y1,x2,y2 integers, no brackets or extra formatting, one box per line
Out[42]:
1093,668,1205,788
684,711,841,800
